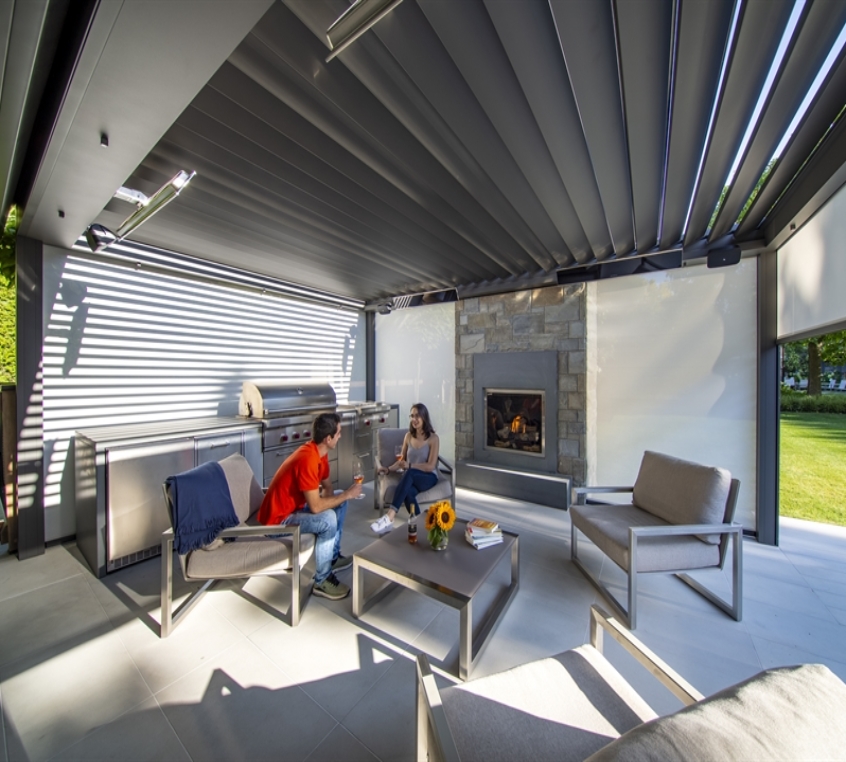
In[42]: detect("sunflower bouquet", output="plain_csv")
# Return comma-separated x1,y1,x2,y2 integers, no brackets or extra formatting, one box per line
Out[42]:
425,500,456,550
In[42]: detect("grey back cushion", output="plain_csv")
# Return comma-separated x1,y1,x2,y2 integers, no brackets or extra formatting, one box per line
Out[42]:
632,451,730,544
377,428,407,469
586,663,846,762
218,454,263,524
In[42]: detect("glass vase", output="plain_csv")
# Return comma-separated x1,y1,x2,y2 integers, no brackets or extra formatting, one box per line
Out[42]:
430,531,449,551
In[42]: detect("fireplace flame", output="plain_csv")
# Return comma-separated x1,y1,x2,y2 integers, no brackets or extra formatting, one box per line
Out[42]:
510,415,525,434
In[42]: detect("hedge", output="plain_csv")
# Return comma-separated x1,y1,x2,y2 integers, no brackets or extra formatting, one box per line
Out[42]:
781,387,846,413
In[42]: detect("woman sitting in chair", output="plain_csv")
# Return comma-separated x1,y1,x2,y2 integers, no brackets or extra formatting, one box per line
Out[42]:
370,403,440,534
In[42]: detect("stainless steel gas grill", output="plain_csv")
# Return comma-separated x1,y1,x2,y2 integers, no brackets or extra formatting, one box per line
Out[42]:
239,381,338,488
336,401,397,484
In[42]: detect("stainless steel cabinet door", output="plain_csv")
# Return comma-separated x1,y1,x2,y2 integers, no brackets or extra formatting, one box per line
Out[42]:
195,432,243,465
107,439,195,563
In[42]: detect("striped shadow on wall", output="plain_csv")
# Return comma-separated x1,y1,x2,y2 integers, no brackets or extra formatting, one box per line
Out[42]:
42,245,365,540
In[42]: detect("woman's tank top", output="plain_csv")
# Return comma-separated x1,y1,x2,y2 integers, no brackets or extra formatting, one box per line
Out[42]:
407,441,430,465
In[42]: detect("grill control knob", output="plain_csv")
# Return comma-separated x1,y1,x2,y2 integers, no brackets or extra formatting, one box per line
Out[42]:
379,417,385,423
281,435,289,442
293,433,300,440
365,419,371,426
304,430,311,438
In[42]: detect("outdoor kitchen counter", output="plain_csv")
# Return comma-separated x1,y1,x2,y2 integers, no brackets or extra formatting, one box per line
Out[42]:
75,417,262,578
76,416,261,449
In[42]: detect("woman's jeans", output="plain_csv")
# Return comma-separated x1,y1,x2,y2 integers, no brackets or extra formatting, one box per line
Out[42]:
391,469,438,516
283,492,347,584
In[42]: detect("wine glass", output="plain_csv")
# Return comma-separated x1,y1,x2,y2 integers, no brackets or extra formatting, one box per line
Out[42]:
352,457,365,499
394,445,403,470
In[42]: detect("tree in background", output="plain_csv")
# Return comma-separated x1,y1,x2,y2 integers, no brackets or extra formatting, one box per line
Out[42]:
0,207,17,384
783,330,846,396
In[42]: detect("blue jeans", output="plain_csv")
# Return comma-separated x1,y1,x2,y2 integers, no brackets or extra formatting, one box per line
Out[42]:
392,469,438,516
283,493,347,584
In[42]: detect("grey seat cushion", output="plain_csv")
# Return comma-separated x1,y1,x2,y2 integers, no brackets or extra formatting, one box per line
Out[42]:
570,503,720,572
441,645,656,762
186,534,315,579
586,663,846,762
379,470,453,508
633,451,731,544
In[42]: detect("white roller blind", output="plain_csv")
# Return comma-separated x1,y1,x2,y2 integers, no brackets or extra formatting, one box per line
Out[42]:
587,260,758,529
778,181,846,340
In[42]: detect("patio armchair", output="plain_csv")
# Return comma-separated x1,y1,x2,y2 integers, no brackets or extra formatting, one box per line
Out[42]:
417,605,846,762
160,453,314,637
374,428,455,515
570,450,742,629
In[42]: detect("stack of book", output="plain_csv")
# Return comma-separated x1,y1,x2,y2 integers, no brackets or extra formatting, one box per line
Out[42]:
465,518,503,549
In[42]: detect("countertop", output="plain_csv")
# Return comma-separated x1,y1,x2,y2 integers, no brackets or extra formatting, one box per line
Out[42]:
76,416,261,449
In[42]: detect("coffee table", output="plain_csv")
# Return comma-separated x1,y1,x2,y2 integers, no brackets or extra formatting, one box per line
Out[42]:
352,523,519,680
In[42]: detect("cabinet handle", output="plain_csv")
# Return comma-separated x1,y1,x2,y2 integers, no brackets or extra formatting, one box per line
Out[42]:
209,440,231,449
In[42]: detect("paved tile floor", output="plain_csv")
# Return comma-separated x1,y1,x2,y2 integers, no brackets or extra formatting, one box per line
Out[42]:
1,486,845,761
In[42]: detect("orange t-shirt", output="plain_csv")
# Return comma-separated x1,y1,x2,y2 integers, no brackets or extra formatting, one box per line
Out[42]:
257,441,329,525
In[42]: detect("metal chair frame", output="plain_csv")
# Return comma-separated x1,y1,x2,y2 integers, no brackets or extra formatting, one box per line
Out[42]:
416,605,704,762
570,479,742,629
160,484,311,637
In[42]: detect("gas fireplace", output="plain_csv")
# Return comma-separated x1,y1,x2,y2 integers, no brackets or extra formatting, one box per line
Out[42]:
485,388,545,457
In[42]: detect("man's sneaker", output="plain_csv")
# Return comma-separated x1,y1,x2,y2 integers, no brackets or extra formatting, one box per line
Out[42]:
370,514,394,534
313,573,350,600
331,554,353,572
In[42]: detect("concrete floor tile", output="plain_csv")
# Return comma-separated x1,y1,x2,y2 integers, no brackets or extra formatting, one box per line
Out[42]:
250,604,401,721
114,598,246,694
341,656,418,762
47,697,190,761
1,630,152,762
751,635,846,683
0,574,112,669
157,639,331,762
304,724,380,762
0,546,85,604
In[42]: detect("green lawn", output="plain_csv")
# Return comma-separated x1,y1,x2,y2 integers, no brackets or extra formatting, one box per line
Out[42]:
780,412,846,527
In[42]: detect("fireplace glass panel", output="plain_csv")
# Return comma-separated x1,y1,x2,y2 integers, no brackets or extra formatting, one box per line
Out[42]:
485,389,544,457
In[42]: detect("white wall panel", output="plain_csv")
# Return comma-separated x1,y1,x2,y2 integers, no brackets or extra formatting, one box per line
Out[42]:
587,260,757,528
42,247,365,540
375,304,456,465
778,181,846,339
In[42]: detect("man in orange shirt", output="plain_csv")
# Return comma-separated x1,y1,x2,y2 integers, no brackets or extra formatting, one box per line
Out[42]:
258,412,361,600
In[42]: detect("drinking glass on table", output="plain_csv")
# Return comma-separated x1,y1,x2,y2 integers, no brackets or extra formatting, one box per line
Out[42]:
352,457,365,498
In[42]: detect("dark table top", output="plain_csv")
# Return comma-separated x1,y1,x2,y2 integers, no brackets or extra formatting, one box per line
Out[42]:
354,521,517,600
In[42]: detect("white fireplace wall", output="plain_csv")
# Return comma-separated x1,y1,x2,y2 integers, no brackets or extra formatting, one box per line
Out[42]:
586,259,758,529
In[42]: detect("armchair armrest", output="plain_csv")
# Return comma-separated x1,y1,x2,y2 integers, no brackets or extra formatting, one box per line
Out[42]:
161,523,303,545
589,606,704,705
416,605,704,762
630,522,742,539
572,485,633,506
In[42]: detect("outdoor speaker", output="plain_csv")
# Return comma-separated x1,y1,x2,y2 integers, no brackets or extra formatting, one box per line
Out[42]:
707,247,741,268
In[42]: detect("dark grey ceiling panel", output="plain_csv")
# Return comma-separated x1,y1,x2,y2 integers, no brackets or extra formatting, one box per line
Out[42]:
659,0,734,247
368,0,559,270
763,114,846,244
24,0,842,303
614,0,673,253
738,53,846,239
416,0,578,267
683,0,794,246
484,0,612,261
548,0,634,257
711,0,846,239
256,2,537,275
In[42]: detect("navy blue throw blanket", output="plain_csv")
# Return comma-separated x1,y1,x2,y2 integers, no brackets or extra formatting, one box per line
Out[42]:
166,461,239,555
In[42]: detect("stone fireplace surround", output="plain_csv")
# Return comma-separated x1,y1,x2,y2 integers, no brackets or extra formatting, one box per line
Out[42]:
455,284,586,507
